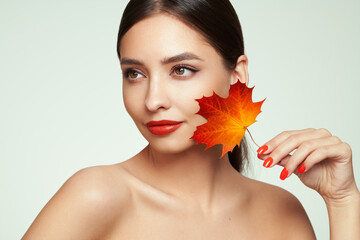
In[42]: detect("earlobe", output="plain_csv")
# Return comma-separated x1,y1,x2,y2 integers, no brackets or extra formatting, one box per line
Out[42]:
230,74,238,85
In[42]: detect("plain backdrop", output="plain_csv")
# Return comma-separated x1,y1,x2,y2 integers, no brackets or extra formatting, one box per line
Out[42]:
1,0,359,239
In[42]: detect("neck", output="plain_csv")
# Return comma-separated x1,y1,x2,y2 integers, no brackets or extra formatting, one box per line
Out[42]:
136,143,240,208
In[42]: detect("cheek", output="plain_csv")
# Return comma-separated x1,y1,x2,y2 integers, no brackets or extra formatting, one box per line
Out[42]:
172,83,207,123
173,92,199,115
210,75,231,98
123,100,137,122
194,71,230,98
180,74,230,101
123,87,144,120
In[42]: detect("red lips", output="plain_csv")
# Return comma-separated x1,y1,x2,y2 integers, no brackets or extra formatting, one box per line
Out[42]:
146,120,183,135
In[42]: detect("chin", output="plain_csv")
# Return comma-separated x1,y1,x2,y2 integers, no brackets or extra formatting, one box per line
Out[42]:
146,136,201,155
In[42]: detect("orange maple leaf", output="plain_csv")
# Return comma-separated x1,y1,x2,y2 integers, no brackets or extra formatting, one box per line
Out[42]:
190,80,265,158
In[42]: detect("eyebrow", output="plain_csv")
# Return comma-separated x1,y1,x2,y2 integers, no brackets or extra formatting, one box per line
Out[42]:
120,52,204,66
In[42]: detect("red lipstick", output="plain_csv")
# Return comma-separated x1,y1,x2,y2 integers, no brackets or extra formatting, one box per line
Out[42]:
146,120,183,135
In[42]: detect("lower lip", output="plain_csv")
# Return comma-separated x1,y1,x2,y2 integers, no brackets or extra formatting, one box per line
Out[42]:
147,123,183,135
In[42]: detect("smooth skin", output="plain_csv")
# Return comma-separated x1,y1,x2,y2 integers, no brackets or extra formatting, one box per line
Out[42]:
258,128,360,239
22,13,359,239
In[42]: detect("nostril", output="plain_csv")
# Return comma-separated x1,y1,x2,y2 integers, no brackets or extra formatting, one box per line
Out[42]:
145,96,171,112
144,81,172,111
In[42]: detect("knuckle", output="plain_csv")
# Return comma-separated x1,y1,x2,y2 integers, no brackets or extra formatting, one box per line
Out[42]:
299,141,312,151
271,149,282,157
317,128,331,136
341,142,352,153
286,135,298,145
330,136,341,143
283,130,291,137
272,147,287,157
280,131,291,138
314,145,328,157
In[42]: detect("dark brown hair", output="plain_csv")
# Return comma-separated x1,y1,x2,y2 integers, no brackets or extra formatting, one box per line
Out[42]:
116,0,249,172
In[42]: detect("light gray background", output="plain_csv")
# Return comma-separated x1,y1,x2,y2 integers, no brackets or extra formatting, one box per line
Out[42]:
1,0,359,239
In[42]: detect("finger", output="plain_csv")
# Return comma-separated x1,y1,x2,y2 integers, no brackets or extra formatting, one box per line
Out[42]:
259,128,332,168
294,142,352,175
258,152,291,168
282,136,342,179
257,128,328,155
256,128,315,155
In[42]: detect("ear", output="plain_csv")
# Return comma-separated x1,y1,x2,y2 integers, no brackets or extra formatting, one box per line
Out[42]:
230,55,249,86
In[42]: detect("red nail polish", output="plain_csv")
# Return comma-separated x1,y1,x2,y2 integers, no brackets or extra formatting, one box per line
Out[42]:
257,145,268,154
263,157,273,168
298,164,306,173
280,168,288,180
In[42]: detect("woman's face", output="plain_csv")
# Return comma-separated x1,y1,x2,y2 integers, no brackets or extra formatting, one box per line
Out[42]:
120,13,239,154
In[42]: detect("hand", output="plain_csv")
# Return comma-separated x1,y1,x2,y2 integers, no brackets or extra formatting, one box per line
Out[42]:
257,128,358,203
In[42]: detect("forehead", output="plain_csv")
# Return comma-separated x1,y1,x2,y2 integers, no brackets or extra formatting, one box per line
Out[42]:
119,13,212,59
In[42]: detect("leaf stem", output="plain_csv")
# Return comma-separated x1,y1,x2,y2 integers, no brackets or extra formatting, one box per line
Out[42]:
246,128,260,148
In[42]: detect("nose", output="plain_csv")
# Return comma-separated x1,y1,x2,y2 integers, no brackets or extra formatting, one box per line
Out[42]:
145,76,171,112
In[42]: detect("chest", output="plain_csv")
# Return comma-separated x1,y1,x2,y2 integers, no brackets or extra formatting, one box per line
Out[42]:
104,202,285,240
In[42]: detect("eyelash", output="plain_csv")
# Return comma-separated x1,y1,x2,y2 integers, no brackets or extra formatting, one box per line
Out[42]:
123,64,199,82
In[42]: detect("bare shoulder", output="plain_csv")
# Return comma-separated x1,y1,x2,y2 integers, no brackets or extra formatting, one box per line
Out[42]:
244,177,316,239
22,165,131,240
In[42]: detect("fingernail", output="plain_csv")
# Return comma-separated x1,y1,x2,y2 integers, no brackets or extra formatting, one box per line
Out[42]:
257,153,263,160
257,145,268,154
280,168,288,180
298,164,306,173
263,157,273,168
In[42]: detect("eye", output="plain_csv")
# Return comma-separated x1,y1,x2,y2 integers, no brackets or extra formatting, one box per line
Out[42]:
123,69,144,81
123,65,199,82
172,65,198,78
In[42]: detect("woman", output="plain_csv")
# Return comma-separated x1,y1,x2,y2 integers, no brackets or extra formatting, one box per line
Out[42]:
22,0,359,239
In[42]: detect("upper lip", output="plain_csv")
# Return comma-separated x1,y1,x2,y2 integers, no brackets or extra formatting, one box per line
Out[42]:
146,120,183,127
